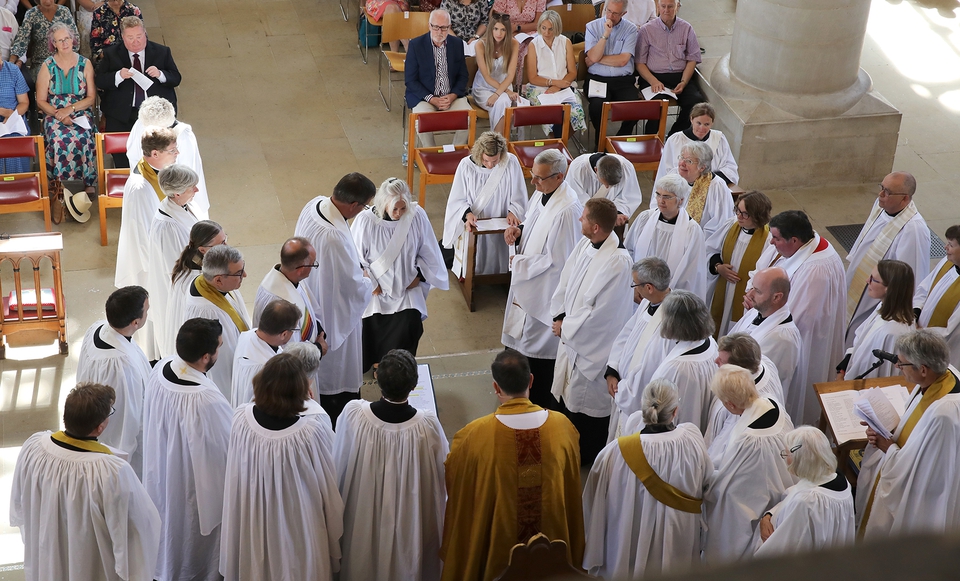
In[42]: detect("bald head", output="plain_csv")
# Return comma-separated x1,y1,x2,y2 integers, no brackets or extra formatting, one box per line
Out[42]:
751,267,790,316
879,171,916,215
278,237,316,283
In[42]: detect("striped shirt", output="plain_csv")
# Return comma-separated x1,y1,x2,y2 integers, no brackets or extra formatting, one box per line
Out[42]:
430,39,450,100
636,16,701,73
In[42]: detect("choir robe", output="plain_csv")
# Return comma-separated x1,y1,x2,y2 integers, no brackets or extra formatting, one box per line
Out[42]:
10,432,161,581
566,153,643,218
441,154,528,276
142,357,233,581
729,305,802,407
502,183,583,359
754,477,854,558
844,200,929,346
648,338,719,433
334,400,449,581
550,233,633,418
655,129,739,186
182,277,251,401
147,196,199,358
914,258,960,363
842,305,914,379
624,209,707,299
127,120,210,219
294,196,373,395
440,398,585,581
229,330,279,408
219,405,342,581
647,171,734,243
167,271,197,354
582,423,711,580
76,321,152,477
702,397,794,564
704,359,786,454
252,266,322,345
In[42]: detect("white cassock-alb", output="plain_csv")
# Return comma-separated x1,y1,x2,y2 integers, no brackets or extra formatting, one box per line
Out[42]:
566,153,643,218
127,120,210,219
754,477,854,558
182,276,251,401
648,171,733,243
441,154,528,277
702,397,795,564
582,422,711,580
230,330,280,408
253,266,323,345
647,338,719,433
844,199,929,346
914,257,960,363
729,305,802,407
842,305,914,379
142,357,233,581
333,400,449,581
550,233,633,418
10,432,161,581
624,209,707,299
76,321,152,477
220,404,343,581
655,129,739,186
167,271,197,353
294,196,373,395
704,358,785,454
147,196,198,358
502,183,583,359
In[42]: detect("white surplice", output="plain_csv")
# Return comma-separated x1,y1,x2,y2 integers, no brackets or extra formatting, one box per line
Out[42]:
582,423,711,580
843,305,914,379
295,196,374,395
754,478,854,558
648,338,719,433
167,271,197,354
76,321,152,477
220,404,343,581
142,357,233,581
566,153,643,218
230,330,280,408
252,266,322,345
333,400,449,581
729,306,803,408
704,359,786,455
648,171,734,243
914,257,960,363
441,154,528,276
550,233,633,418
127,120,210,219
624,209,707,299
502,183,583,359
147,196,199,358
10,432,161,581
655,129,739,186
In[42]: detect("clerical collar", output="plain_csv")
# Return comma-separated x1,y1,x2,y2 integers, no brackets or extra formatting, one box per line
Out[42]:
884,206,905,218
640,423,674,434
63,431,98,441
162,361,202,386
647,302,661,316
274,264,300,288
539,191,555,206
682,126,709,142
591,239,603,250
741,227,755,235
752,312,766,325
658,213,678,225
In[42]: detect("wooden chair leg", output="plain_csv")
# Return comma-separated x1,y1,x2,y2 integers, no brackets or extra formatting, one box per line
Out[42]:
42,200,51,232
98,196,108,245
419,174,427,207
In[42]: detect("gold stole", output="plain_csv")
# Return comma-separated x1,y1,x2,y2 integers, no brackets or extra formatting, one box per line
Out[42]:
51,431,113,454
710,223,769,334
194,276,250,333
685,172,712,224
136,159,163,201
618,433,702,513
927,261,960,328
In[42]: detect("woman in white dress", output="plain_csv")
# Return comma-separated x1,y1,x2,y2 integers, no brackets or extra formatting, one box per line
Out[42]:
755,427,855,557
656,102,739,186
472,12,519,135
166,220,227,355
836,259,915,380
523,10,587,135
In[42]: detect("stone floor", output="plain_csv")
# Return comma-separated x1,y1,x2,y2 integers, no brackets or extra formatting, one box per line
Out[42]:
0,0,958,575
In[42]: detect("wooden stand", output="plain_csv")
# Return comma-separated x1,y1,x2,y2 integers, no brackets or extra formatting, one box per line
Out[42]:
458,221,511,312
0,232,68,359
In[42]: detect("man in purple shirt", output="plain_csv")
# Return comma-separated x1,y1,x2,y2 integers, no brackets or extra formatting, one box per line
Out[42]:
635,0,704,135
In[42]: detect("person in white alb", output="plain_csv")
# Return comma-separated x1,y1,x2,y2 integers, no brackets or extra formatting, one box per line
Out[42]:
230,299,300,408
166,220,227,357
913,225,960,364
656,102,739,186
566,153,642,231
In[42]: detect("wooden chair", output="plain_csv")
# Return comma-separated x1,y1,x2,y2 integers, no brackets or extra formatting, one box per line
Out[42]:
597,99,668,174
378,11,431,111
503,104,573,178
557,3,596,37
0,136,51,232
465,56,490,124
406,109,477,206
493,534,595,581
95,132,130,246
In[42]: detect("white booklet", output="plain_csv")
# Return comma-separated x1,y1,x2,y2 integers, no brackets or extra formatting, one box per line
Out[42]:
641,86,677,101
853,386,910,440
536,87,576,106
820,384,911,444
0,110,27,137
476,217,510,232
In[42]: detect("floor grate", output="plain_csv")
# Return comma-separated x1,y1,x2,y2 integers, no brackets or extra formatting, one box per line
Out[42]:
826,224,945,259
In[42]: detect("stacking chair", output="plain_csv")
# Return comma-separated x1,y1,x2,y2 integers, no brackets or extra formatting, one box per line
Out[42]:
406,109,477,206
597,99,669,174
95,132,130,246
502,104,573,179
557,3,597,38
464,56,490,126
0,136,51,231
378,11,431,111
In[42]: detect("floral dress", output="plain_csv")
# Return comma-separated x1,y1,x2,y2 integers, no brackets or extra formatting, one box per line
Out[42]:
42,56,96,186
9,6,78,82
90,2,142,62
441,0,489,40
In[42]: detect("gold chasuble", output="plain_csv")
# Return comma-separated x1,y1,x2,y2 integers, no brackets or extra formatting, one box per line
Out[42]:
618,433,702,513
136,159,164,201
440,398,585,581
710,223,769,333
194,276,250,333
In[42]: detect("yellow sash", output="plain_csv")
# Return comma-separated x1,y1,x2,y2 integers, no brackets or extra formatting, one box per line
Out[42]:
710,223,769,335
136,159,163,201
685,172,712,224
51,431,113,454
927,261,960,328
618,434,702,513
194,275,250,333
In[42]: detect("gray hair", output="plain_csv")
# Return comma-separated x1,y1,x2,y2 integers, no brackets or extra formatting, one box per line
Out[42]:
681,141,713,174
158,164,199,198
632,257,671,291
717,333,761,373
895,329,950,376
137,96,176,128
201,244,243,280
596,156,623,186
282,341,322,375
640,378,680,427
470,131,508,167
373,177,413,219
534,148,567,176
783,426,837,483
46,23,78,52
654,173,690,203
430,8,451,25
660,289,714,341
538,9,563,34
710,364,758,409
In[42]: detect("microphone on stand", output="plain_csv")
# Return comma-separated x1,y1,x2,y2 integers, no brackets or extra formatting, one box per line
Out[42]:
872,349,899,364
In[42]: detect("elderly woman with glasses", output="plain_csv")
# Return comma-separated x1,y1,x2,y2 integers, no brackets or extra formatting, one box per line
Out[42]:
90,0,141,62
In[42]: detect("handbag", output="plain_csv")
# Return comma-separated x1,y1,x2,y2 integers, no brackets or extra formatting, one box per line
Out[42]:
358,17,381,48
48,179,65,225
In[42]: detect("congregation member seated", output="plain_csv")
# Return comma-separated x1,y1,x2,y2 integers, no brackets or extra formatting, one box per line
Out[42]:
836,259,915,380
913,225,960,363
650,140,733,241
166,219,227,357
755,427,855,557
584,0,639,149
523,10,586,137
0,57,30,173
366,0,409,52
566,153,642,229
441,0,488,43
656,102,739,185
8,0,76,84
583,378,710,579
90,0,141,62
492,0,544,35
230,298,300,408
471,12,518,135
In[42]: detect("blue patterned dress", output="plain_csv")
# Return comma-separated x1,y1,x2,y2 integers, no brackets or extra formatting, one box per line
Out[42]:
42,55,97,186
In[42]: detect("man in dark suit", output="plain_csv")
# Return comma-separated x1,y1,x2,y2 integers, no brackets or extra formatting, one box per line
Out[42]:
404,8,469,147
95,16,181,167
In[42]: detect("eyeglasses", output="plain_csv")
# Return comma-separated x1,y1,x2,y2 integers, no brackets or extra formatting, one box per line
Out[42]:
878,184,908,198
735,208,750,218
895,359,916,370
868,274,885,285
604,8,625,16
297,262,320,269
677,155,696,165
429,24,451,31
531,172,559,182
779,443,801,459
654,193,676,201
631,281,648,288
287,327,302,333
490,12,510,22
53,37,73,45
221,267,246,278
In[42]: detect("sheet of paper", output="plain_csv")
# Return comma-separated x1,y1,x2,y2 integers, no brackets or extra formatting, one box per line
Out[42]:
463,39,476,57
878,384,911,416
514,32,533,43
820,390,867,445
516,95,531,107
476,217,510,232
73,115,91,131
130,68,154,91
442,143,456,153
408,363,438,416
536,87,576,106
641,86,677,101
588,80,607,99
0,110,27,137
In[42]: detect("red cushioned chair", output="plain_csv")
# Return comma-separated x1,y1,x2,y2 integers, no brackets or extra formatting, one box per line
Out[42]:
598,100,669,174
95,132,130,246
0,135,51,232
502,104,573,179
406,109,477,206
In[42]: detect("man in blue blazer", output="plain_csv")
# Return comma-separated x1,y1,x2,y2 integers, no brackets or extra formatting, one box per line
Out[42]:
404,9,471,147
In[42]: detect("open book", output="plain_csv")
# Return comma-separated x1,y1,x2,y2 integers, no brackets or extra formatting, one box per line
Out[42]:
853,387,906,440
820,385,911,445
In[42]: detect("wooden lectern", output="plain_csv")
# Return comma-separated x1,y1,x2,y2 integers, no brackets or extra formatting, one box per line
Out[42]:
0,232,68,358
456,219,511,312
